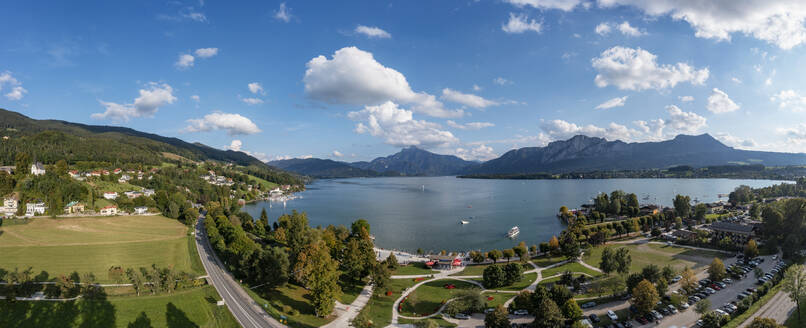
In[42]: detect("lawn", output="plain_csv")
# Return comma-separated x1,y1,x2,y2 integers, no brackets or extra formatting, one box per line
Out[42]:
451,262,532,277
245,173,279,190
338,275,368,304
89,180,143,193
481,292,516,308
0,285,238,328
400,279,481,317
538,273,585,286
398,316,457,327
541,262,602,278
245,283,334,328
785,294,806,327
0,215,200,282
357,278,421,327
393,262,437,276
532,255,568,268
582,243,725,275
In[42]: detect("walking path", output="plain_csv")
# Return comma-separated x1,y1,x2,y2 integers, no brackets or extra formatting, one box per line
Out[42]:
322,283,375,328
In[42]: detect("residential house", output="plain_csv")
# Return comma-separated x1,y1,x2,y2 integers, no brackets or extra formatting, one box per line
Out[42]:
2,193,19,215
709,221,756,246
706,202,725,214
63,201,84,214
103,192,118,200
68,170,81,179
0,166,15,174
124,191,143,199
134,206,148,215
25,202,46,216
142,189,155,197
118,174,131,183
99,205,118,216
31,162,46,176
639,205,660,216
113,168,123,175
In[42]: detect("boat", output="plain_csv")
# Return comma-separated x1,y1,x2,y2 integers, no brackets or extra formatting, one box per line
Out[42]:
460,220,470,224
506,226,520,238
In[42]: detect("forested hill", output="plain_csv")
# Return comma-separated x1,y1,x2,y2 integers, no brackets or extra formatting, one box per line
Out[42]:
0,108,302,185
466,134,806,175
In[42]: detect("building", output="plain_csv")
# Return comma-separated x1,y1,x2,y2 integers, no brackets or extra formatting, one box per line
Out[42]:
63,201,84,214
99,205,118,216
25,202,46,216
142,189,155,197
118,174,131,183
709,221,755,246
426,255,462,270
103,192,118,200
31,162,46,176
134,206,148,215
2,193,19,215
706,202,725,214
0,166,15,174
639,205,660,216
124,191,143,199
671,229,699,241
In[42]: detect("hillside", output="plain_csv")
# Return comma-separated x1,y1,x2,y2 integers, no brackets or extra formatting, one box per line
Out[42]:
268,158,400,178
0,108,302,185
468,134,806,175
350,146,476,176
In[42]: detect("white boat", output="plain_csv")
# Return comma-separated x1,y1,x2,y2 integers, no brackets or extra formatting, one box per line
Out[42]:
507,226,520,238
460,220,470,224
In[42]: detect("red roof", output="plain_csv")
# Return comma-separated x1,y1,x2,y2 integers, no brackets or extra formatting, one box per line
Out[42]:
101,205,117,210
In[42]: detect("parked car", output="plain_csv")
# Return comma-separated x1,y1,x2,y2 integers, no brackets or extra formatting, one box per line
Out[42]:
607,310,619,321
671,275,682,283
454,313,470,319
589,314,601,323
668,304,678,314
513,309,529,315
582,302,597,309
484,308,495,313
651,310,663,320
680,302,690,309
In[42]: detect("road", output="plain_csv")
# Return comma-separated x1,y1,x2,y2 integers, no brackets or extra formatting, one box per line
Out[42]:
195,216,285,328
737,289,794,328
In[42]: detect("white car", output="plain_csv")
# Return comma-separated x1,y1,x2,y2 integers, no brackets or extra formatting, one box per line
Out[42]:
454,313,470,319
607,310,618,321
680,302,690,309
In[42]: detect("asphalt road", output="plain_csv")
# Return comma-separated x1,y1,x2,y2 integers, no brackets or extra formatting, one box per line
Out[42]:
195,216,285,328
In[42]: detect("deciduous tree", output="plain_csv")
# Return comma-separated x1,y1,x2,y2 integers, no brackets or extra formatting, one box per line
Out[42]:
631,279,659,315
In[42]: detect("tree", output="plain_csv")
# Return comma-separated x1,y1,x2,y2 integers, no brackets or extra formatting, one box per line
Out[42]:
674,194,691,218
502,249,515,262
485,305,510,328
748,317,783,328
513,245,528,261
600,247,616,275
656,277,668,296
729,185,753,205
470,251,485,264
293,240,341,317
694,299,711,316
708,258,726,282
126,268,145,297
614,247,631,275
631,279,660,314
385,252,399,270
694,203,707,221
681,267,698,294
641,264,661,283
503,263,523,286
562,299,583,320
744,239,759,259
559,231,580,260
701,311,726,328
483,265,505,289
341,233,376,283
488,250,502,264
351,219,371,236
371,262,391,289
548,235,560,255
533,298,563,328
783,264,806,325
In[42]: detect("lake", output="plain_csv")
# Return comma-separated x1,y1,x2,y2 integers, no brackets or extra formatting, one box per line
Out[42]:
243,177,785,252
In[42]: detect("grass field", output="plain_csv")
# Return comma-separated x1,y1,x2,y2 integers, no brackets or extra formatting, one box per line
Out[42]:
532,255,568,268
400,279,480,317
399,317,457,327
541,262,603,278
89,180,142,193
360,278,422,328
0,285,238,328
245,283,334,328
0,215,200,282
393,262,437,276
582,242,726,274
451,262,532,277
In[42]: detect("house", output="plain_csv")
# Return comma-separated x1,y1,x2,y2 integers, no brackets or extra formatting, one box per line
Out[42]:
103,192,118,200
134,206,148,215
25,202,46,216
31,162,46,176
2,193,19,215
63,201,84,214
639,205,660,216
124,191,143,199
68,170,81,178
118,174,131,183
426,255,462,270
99,205,118,216
706,202,725,214
143,189,155,197
113,168,123,174
709,221,756,246
0,166,15,174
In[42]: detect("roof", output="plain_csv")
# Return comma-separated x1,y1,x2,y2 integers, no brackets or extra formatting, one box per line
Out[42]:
101,205,117,210
104,191,117,194
64,201,81,207
134,206,148,209
709,221,755,234
32,162,44,170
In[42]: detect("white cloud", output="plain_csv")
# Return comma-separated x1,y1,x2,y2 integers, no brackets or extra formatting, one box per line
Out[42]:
332,150,344,157
454,144,498,161
190,95,200,102
678,95,694,102
713,132,758,149
765,77,773,86
592,46,709,91
501,13,543,34
446,120,495,130
240,97,264,105
731,77,742,84
228,139,242,151
440,89,498,108
347,101,458,148
158,7,207,23
355,25,391,38
91,83,176,122
274,2,292,22
706,88,740,113
184,112,261,135
5,86,27,100
598,0,806,49
303,46,463,118
493,77,512,86
472,84,482,91
595,22,612,35
665,105,707,133
504,0,582,11
247,82,265,95
175,54,195,69
194,47,218,58
771,89,806,112
0,71,26,101
594,96,628,109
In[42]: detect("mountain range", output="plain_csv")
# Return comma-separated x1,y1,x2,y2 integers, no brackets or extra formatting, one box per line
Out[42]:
271,134,806,178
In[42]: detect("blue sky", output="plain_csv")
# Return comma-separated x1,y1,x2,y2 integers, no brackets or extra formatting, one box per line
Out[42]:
3,0,806,162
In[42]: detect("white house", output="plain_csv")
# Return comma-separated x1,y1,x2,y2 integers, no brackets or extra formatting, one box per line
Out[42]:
103,192,118,200
2,194,19,215
99,205,118,216
134,206,148,215
124,191,142,199
143,189,155,197
31,162,46,176
25,202,46,216
118,174,131,183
